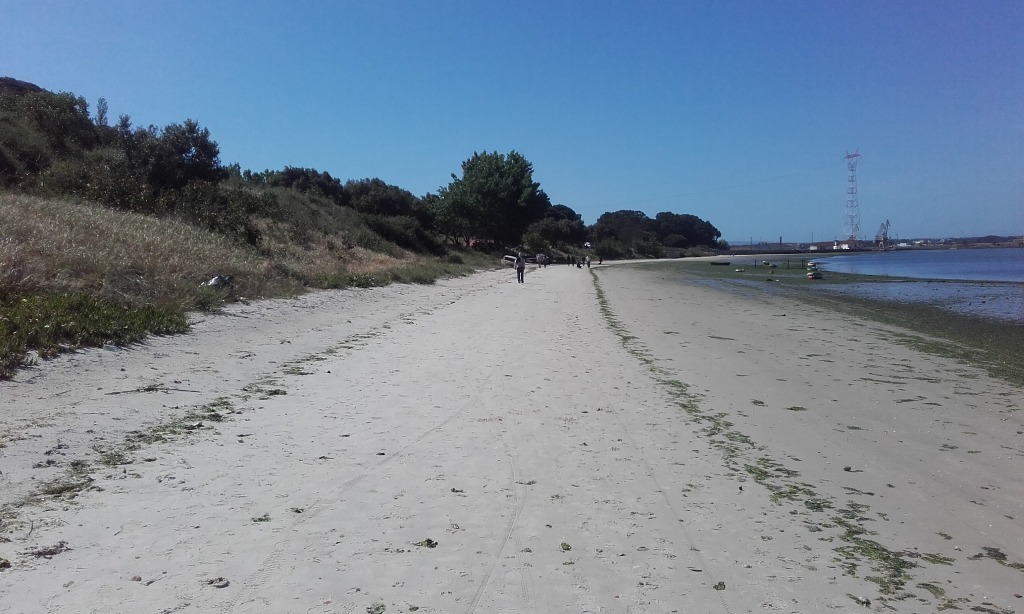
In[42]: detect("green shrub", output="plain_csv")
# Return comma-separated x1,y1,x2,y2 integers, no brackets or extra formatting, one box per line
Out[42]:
352,228,401,256
594,239,627,260
79,148,153,212
363,214,445,255
0,292,188,378
633,240,665,259
0,114,54,184
35,157,91,195
163,180,274,245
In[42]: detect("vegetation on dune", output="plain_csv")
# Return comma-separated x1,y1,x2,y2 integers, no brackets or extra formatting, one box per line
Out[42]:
0,76,723,377
0,191,487,377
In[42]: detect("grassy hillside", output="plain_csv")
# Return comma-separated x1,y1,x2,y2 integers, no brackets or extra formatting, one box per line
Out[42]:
0,191,493,378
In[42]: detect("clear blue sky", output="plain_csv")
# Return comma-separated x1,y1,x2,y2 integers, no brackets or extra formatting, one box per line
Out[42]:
3,0,1022,242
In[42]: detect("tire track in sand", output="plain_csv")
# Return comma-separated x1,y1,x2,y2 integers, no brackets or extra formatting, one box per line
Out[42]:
217,277,512,612
462,431,534,614
219,371,500,613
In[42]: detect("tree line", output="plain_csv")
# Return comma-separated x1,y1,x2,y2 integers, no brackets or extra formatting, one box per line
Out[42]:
0,77,725,259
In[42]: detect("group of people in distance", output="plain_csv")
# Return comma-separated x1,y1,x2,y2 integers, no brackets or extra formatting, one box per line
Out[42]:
513,252,601,284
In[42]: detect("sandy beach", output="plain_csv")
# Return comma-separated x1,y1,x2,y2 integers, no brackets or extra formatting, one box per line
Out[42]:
1,261,1021,613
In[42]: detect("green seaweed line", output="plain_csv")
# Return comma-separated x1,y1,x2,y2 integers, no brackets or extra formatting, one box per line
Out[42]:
590,268,969,607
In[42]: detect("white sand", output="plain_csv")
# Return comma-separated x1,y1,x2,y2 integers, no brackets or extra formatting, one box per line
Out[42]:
1,262,1021,613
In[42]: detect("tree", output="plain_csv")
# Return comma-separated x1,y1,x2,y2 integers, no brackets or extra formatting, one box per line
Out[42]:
95,97,108,127
345,177,419,217
143,119,225,192
524,215,586,249
592,210,653,245
432,150,550,245
546,204,582,223
427,185,475,245
268,166,347,206
653,212,721,247
661,234,689,248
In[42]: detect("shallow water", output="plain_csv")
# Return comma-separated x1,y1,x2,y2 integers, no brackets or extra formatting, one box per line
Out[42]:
816,247,1024,282
772,248,1024,322
808,280,1024,323
682,273,1023,323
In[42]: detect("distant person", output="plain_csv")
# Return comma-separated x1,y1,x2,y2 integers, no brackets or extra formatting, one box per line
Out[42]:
586,255,591,268
514,253,526,283
598,256,603,265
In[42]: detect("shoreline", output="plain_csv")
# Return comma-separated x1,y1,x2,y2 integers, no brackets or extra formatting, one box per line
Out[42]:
2,263,1022,612
593,263,1024,610
639,258,1024,386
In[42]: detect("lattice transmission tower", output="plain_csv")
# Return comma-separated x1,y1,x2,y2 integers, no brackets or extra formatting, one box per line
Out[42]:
843,149,862,243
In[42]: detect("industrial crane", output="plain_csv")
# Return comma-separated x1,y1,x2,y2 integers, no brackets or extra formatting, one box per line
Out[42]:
874,219,891,250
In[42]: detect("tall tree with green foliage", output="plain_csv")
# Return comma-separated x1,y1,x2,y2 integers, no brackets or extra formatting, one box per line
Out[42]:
653,212,721,247
95,97,109,127
427,185,475,245
591,210,654,245
143,119,225,193
524,203,587,250
431,150,550,246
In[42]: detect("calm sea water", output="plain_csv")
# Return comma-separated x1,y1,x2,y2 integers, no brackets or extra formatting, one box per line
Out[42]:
815,247,1024,282
812,247,1023,322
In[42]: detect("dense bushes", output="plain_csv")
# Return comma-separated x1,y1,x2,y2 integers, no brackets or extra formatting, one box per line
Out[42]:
0,113,54,184
167,181,275,245
594,239,627,260
364,214,445,255
0,81,451,260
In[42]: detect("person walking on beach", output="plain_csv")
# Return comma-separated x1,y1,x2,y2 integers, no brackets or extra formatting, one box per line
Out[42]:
514,253,526,283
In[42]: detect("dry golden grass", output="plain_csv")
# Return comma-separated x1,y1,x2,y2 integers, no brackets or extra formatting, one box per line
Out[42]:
0,193,305,306
252,218,437,287
0,191,492,377
345,247,412,275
